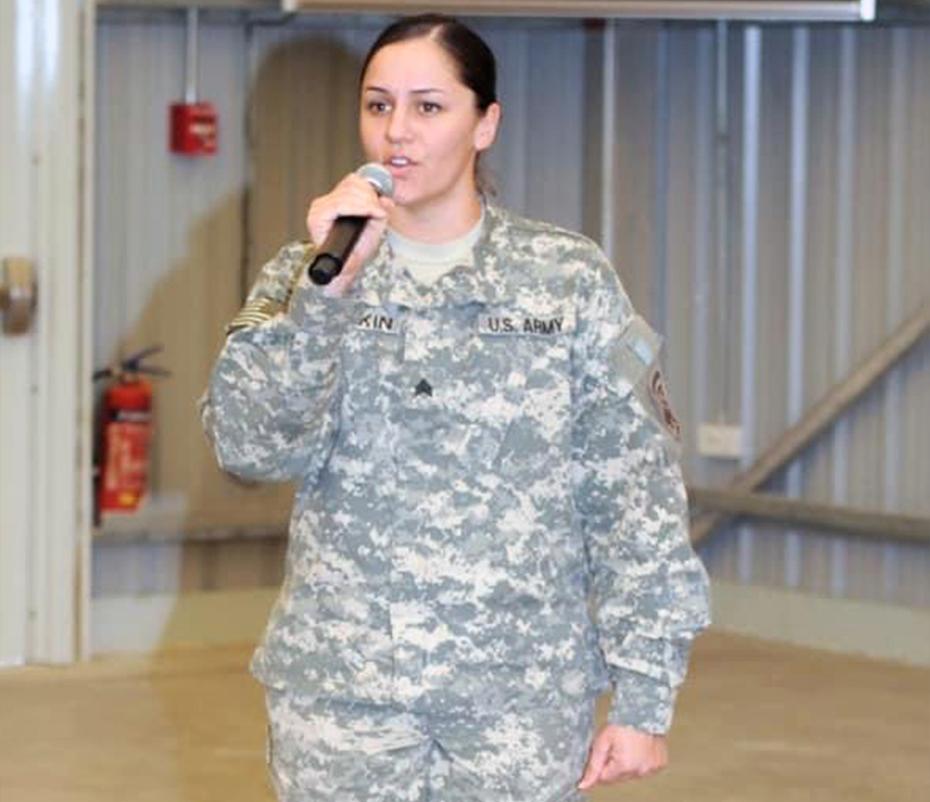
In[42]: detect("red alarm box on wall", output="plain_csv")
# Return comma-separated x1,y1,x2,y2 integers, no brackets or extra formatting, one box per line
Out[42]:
170,102,217,156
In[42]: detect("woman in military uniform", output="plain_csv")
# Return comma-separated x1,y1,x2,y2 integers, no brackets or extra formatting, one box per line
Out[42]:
200,13,711,802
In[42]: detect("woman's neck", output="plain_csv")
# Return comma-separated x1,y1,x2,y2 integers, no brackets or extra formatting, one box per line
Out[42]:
388,187,483,244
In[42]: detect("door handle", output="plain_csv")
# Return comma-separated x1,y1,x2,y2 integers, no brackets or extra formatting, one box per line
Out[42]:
0,257,37,335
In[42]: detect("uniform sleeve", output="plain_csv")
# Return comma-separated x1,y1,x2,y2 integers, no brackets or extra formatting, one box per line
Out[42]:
571,249,712,735
197,242,352,483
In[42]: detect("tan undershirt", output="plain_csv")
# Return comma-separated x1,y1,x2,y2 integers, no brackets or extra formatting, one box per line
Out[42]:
386,207,485,287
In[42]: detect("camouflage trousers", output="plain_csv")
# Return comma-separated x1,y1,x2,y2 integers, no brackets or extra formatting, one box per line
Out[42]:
264,688,596,802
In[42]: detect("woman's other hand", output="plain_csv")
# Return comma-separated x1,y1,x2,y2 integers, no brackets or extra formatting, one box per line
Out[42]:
306,171,395,298
576,723,668,790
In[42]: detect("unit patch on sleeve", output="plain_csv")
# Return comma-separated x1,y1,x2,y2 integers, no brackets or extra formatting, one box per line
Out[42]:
647,366,682,442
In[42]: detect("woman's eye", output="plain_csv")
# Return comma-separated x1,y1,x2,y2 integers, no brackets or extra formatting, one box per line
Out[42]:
366,100,390,114
420,101,441,114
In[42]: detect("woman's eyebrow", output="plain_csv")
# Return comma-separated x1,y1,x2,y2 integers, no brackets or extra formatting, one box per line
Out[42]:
363,85,446,95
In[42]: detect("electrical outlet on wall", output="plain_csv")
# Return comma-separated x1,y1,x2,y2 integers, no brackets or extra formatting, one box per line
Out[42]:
697,423,743,459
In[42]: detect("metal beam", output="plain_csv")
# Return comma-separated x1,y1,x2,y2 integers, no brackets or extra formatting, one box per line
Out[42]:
691,300,930,544
689,487,930,545
92,0,930,21
284,0,872,21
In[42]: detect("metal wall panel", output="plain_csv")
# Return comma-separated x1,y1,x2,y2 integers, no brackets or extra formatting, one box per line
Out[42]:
95,13,292,537
482,23,590,232
604,22,930,608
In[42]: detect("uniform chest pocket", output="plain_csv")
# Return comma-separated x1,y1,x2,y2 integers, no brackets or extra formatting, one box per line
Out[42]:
337,307,405,454
451,304,576,472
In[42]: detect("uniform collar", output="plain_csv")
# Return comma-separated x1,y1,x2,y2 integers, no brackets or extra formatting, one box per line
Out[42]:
348,201,518,309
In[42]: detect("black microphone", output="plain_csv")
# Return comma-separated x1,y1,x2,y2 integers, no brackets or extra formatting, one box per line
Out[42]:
308,163,395,286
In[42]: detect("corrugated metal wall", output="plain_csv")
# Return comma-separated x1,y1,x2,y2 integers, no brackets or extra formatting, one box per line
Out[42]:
94,10,930,609
95,13,278,535
601,22,930,608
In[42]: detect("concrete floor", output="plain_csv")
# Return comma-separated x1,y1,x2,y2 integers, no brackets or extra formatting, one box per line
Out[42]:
1,630,928,802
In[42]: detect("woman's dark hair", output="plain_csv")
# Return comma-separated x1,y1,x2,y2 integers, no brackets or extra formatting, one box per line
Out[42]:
359,14,498,112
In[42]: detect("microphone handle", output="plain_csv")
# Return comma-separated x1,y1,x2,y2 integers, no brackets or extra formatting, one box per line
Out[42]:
308,215,369,286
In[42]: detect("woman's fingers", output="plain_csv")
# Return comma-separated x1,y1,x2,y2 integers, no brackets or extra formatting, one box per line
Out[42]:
322,214,389,298
576,734,610,790
309,174,396,297
306,173,389,247
598,749,664,784
577,725,669,790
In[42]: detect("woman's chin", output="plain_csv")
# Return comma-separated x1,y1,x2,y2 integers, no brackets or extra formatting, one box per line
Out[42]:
390,191,428,214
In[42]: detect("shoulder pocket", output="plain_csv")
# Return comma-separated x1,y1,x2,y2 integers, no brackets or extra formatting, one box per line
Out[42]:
611,314,683,447
609,314,662,394
337,302,405,454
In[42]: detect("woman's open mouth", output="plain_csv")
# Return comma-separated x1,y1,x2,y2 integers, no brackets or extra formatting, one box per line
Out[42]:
385,156,416,176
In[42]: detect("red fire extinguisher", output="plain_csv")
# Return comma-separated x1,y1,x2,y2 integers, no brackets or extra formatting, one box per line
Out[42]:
93,345,170,522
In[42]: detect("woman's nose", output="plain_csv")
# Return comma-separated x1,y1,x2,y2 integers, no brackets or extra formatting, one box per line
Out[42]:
386,106,412,142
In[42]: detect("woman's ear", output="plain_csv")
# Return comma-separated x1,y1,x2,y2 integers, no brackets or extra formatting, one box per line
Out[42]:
474,102,502,152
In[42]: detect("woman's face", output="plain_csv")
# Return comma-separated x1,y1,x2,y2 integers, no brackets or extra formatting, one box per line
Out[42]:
359,37,499,212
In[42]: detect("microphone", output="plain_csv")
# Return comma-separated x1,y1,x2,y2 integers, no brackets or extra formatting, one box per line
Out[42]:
308,163,395,286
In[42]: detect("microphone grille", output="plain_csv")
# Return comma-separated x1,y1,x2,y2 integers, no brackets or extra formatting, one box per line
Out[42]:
357,162,395,199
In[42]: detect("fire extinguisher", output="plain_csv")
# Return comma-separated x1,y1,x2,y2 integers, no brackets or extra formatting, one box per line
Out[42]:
93,345,170,524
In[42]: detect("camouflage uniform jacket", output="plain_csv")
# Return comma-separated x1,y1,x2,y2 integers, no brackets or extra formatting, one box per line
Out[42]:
199,202,711,735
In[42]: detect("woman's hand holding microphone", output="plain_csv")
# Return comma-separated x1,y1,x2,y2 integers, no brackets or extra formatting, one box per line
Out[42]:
305,165,395,298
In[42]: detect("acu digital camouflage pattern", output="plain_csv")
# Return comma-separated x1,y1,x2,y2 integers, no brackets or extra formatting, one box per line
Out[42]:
264,687,594,801
199,202,711,736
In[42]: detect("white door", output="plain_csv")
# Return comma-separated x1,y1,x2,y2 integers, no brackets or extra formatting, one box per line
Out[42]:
0,0,93,665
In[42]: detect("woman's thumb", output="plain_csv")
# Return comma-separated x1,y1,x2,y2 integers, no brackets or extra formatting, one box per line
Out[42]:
576,736,609,790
